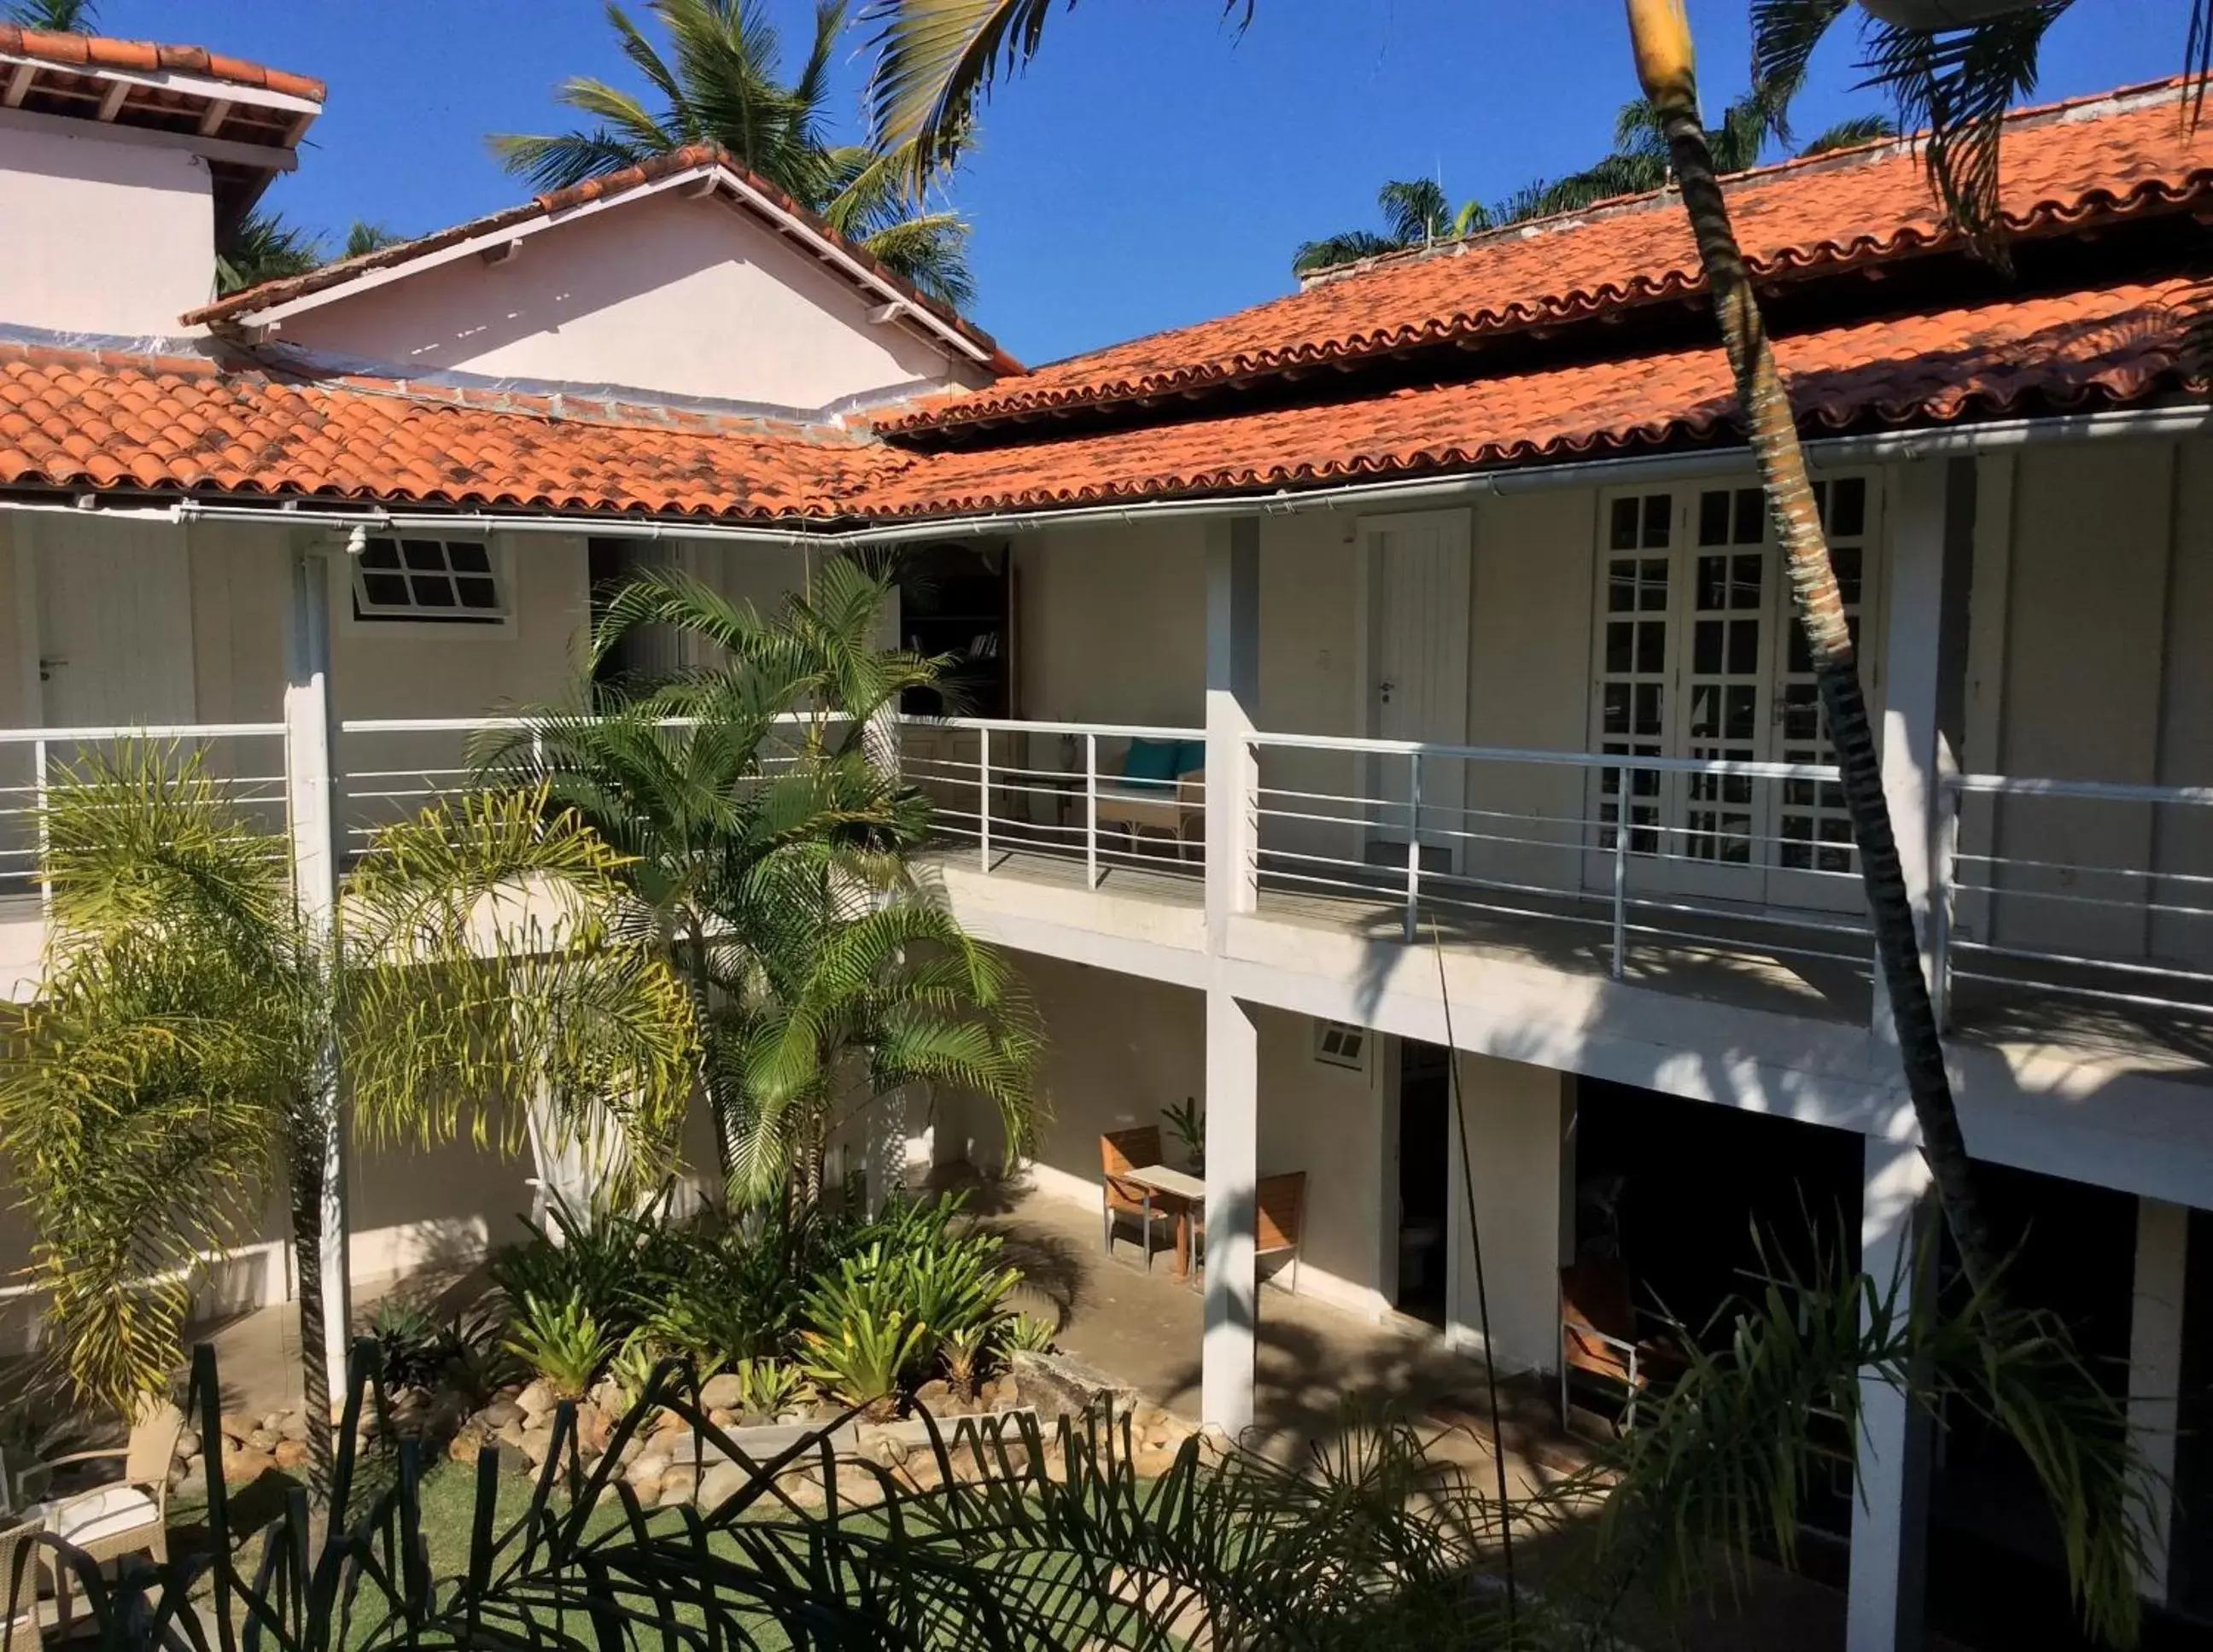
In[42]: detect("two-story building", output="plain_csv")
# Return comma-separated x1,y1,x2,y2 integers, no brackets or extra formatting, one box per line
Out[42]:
3,21,2210,1649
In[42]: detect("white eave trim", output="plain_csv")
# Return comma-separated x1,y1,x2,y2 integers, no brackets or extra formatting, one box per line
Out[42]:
0,50,322,120
207,160,996,367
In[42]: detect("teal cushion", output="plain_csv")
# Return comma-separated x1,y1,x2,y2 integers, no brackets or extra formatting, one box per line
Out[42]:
1177,739,1207,777
1121,738,1181,790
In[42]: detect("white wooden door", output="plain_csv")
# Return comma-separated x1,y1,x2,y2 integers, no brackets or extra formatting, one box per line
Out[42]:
1363,511,1471,866
34,518,196,727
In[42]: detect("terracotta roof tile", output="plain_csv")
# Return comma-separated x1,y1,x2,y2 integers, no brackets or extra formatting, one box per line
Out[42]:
0,345,883,519
0,26,324,102
879,79,2210,435
850,280,2193,518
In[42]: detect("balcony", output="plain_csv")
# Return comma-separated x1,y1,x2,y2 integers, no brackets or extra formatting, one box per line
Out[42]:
4,713,2208,1093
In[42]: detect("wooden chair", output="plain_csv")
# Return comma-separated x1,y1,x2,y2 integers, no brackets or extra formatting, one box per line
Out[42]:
26,1400,182,1631
0,1521,41,1652
1558,1262,1680,1434
1101,1126,1179,1270
1188,1171,1307,1294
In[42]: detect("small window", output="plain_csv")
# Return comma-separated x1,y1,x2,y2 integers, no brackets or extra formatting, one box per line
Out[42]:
352,537,506,624
1313,1020,1369,1071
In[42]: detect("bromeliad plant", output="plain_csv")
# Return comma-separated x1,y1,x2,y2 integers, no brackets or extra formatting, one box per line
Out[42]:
503,1290,618,1401
0,748,696,1477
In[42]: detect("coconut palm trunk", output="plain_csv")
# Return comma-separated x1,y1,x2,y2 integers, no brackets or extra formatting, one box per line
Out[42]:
1624,0,1995,1289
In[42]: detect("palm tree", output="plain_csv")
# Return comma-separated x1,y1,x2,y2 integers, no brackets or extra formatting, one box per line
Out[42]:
215,209,322,295
341,219,406,259
860,0,2032,1293
0,750,697,1472
1293,178,1490,275
2,0,95,28
492,0,975,309
483,557,1041,1211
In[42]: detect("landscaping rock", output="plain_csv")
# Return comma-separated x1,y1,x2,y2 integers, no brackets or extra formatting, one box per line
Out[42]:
478,1398,522,1431
855,1427,908,1469
628,1451,671,1486
519,1424,555,1466
628,1475,664,1504
273,1439,311,1471
831,1463,888,1509
911,1379,964,1418
497,1419,528,1451
175,1427,201,1461
260,1411,288,1435
771,1468,825,1510
223,1449,276,1484
990,1375,1020,1412
1007,1351,1136,1426
277,1412,310,1444
654,1409,689,1436
695,1460,750,1509
172,1461,207,1502
707,1407,739,1429
244,1427,279,1454
516,1381,554,1418
575,1404,615,1456
219,1412,252,1445
448,1430,485,1466
661,1428,701,1465
698,1373,746,1412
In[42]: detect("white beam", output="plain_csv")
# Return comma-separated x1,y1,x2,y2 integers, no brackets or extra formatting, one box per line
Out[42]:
283,546,348,1410
3,61,34,108
1204,517,1260,949
1848,1119,1934,1652
196,96,231,136
95,79,128,122
2128,1196,2188,1602
1202,989,1258,1434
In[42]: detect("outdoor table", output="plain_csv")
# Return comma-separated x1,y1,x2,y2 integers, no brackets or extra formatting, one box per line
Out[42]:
1123,1164,1206,1280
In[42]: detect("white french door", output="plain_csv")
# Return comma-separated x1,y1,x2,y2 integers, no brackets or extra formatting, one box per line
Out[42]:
1585,475,1880,914
1363,510,1471,869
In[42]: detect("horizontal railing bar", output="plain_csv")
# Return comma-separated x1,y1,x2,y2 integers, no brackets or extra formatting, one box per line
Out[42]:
1948,773,2213,805
1949,968,2213,1016
0,722,286,744
1250,729,1843,782
907,715,1202,741
1949,938,2213,985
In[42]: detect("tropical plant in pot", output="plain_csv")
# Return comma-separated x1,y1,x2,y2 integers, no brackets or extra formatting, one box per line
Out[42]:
1162,1095,1204,1173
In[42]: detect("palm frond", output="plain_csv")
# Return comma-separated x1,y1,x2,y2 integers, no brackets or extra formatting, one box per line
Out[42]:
1856,4,2066,256
487,129,660,191
1750,0,1855,147
855,210,977,309
1797,111,1899,155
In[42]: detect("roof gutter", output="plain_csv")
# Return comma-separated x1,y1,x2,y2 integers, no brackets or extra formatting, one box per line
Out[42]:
33,401,2204,547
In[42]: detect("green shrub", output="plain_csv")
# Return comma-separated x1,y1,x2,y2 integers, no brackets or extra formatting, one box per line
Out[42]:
365,1298,453,1391
798,1258,925,1420
938,1323,993,1403
503,1289,614,1400
999,1312,1056,1355
729,1357,808,1419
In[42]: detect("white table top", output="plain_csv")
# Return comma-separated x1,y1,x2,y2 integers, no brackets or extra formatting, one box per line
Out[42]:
1124,1164,1205,1201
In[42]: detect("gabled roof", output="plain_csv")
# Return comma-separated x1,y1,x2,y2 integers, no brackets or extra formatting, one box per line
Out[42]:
0,342,883,519
180,145,1024,377
0,26,323,225
0,26,324,102
878,78,2210,438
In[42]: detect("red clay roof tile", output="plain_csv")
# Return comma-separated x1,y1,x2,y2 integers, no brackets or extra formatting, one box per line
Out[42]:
878,79,2210,436
0,346,884,519
0,26,324,102
850,280,2193,518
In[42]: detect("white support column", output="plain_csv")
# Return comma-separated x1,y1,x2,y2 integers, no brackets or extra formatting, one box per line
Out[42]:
1874,459,1950,1041
2129,1196,2189,1604
283,544,348,1409
1204,517,1260,949
1202,988,1258,1435
1849,1119,1934,1652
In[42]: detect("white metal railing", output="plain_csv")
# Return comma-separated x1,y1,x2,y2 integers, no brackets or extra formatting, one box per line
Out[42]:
0,722,289,914
1939,773,2213,1025
1246,731,1874,984
895,716,1207,891
5,710,2210,1047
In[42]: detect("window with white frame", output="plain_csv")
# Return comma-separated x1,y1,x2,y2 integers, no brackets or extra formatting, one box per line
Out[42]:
351,537,507,625
1313,1020,1369,1071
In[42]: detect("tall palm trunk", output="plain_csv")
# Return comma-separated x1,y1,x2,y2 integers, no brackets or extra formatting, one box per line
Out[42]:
1624,0,1996,1290
283,1106,338,1491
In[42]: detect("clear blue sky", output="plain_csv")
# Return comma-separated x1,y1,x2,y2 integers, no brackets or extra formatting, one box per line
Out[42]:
98,0,2191,365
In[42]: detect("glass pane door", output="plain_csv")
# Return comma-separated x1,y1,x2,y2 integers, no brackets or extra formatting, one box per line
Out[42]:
1675,485,1775,893
1591,493,1673,876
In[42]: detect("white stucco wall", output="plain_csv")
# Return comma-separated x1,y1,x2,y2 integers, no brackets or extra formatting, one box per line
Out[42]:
275,191,986,412
1445,1052,1570,1375
0,124,215,335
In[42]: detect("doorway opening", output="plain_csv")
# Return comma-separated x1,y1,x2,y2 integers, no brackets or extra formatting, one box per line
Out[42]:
1393,1039,1451,1326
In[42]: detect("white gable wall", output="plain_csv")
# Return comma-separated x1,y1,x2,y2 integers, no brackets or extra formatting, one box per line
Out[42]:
0,123,214,335
273,190,991,412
